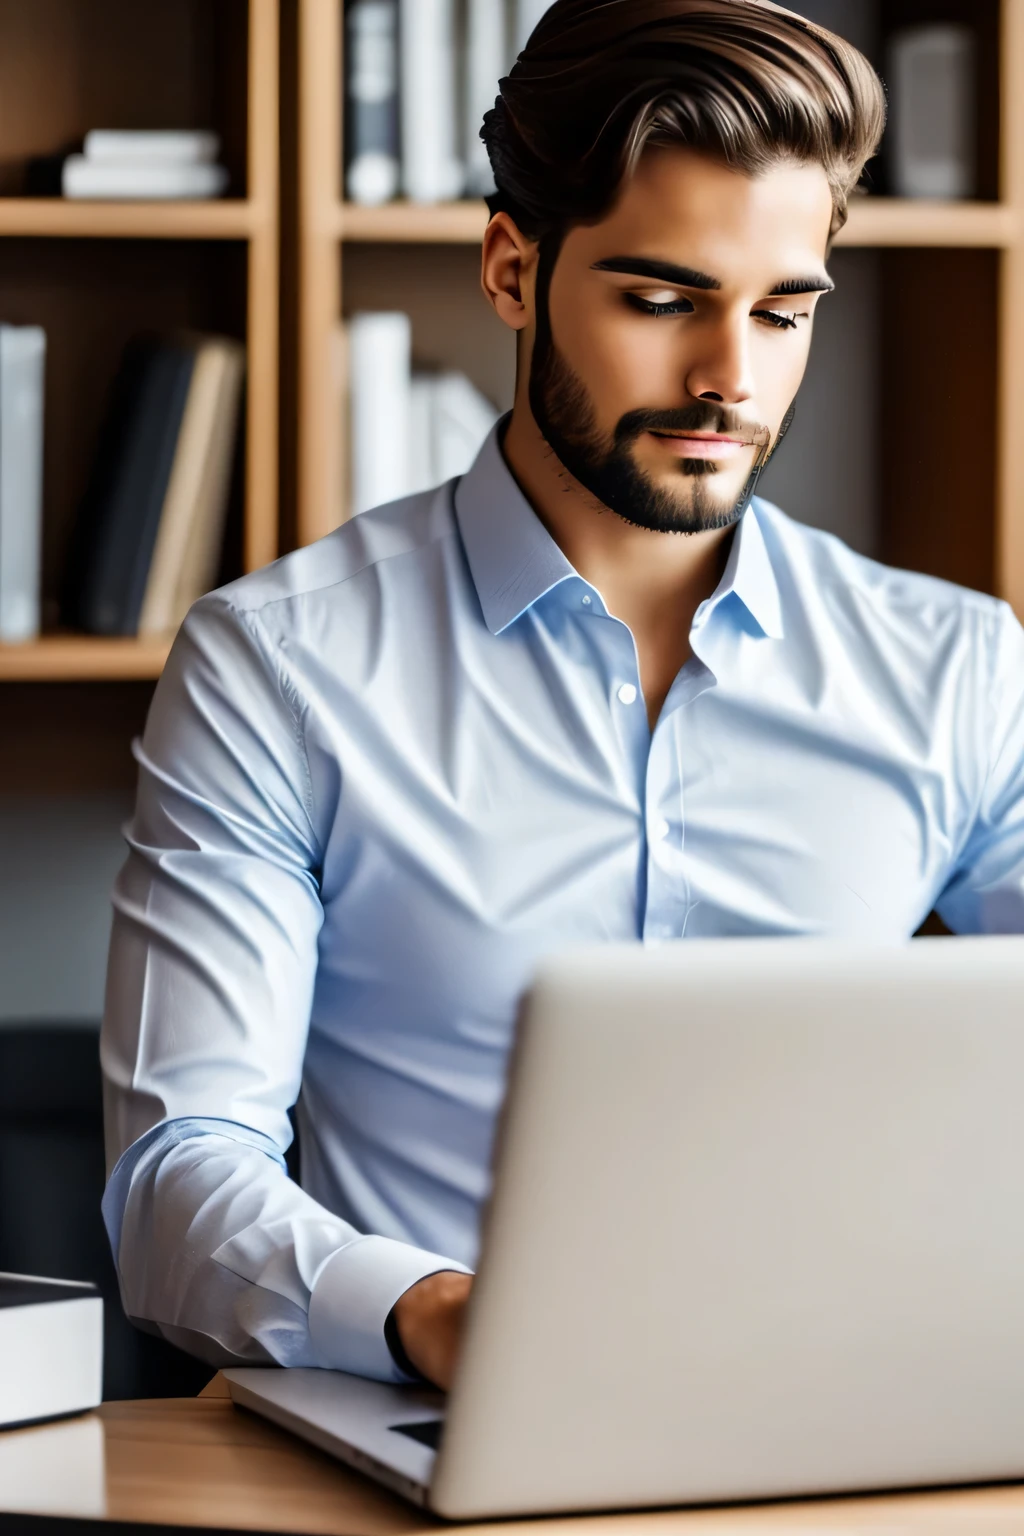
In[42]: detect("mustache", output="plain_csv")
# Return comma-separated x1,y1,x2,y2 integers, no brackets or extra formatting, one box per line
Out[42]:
614,403,772,449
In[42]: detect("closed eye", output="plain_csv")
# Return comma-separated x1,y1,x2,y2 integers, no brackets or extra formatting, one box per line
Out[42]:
753,308,806,331
624,293,696,317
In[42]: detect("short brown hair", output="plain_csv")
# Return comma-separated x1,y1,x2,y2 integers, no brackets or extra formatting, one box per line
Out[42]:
482,0,886,245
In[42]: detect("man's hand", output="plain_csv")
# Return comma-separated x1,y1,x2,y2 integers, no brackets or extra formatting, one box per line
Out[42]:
393,1270,474,1391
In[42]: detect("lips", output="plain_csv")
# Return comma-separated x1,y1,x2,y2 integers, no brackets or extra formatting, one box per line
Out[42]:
648,430,749,459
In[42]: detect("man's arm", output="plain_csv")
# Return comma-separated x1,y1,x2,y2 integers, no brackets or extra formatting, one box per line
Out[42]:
935,601,1024,934
102,593,469,1379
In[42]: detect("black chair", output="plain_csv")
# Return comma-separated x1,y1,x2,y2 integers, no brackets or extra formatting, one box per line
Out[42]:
0,1023,212,1400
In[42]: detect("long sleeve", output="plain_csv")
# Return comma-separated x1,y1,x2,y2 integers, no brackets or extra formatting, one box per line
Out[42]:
100,594,468,1379
936,601,1024,934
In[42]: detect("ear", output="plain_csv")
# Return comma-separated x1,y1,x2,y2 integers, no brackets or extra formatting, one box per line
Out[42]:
480,212,538,333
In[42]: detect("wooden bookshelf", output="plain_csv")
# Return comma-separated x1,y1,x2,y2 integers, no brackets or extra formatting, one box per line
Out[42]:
294,0,1024,624
0,0,280,685
0,634,172,683
333,196,1020,249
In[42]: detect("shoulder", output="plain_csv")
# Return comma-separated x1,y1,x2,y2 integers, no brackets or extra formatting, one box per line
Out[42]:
198,482,459,632
752,496,1010,646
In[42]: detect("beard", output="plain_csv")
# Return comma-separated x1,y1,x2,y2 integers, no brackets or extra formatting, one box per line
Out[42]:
527,247,786,537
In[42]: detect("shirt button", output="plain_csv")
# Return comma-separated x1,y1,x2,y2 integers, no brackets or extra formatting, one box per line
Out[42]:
617,683,638,705
656,819,670,841
581,594,592,606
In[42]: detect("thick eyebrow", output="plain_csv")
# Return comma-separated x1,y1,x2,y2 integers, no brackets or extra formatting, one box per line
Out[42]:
590,256,834,298
590,256,721,290
766,275,834,296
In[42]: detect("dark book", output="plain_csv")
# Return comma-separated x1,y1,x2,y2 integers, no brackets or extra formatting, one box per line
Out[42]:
0,1273,102,1428
62,335,196,636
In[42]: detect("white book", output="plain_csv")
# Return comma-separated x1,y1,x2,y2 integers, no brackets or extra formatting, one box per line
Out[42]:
399,0,465,202
349,312,412,514
408,373,438,497
0,325,46,644
346,0,401,206
432,371,501,482
405,370,501,495
83,129,221,165
887,24,975,199
465,0,508,196
0,1274,103,1428
515,0,550,54
62,158,229,200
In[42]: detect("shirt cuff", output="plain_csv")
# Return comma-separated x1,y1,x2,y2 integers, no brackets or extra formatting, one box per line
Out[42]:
307,1234,472,1381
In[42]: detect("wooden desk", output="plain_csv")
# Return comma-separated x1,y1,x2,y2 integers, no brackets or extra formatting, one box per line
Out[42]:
5,1378,1024,1535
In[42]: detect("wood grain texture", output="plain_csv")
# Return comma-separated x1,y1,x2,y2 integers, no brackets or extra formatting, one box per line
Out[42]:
245,0,281,573
333,200,1019,249
6,1395,1024,1536
996,0,1024,615
296,0,343,546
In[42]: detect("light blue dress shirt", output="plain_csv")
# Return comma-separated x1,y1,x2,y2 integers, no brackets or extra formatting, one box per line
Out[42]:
102,419,1024,1379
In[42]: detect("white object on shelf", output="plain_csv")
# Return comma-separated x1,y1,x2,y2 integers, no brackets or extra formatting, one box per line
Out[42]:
887,24,975,199
465,0,509,197
62,158,230,200
346,0,401,206
407,370,501,497
350,312,412,515
400,0,465,203
0,325,46,645
515,0,551,55
83,130,221,165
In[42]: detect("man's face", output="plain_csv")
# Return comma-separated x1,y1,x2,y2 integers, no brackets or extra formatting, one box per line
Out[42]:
528,147,835,534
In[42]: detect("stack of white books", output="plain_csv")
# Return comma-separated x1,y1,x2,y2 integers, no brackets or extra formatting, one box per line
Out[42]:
345,0,552,205
347,312,501,517
63,130,230,200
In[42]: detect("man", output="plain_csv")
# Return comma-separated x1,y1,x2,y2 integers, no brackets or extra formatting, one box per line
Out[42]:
101,0,1024,1397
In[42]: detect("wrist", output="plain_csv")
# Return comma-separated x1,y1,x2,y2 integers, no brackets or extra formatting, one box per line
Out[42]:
392,1270,473,1391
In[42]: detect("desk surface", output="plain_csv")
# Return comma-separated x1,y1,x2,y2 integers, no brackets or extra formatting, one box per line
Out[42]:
5,1377,1024,1535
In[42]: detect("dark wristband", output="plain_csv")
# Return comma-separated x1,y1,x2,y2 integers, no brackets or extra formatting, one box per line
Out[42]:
384,1301,432,1384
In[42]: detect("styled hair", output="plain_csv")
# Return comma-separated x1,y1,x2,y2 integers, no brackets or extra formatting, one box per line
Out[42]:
481,0,886,245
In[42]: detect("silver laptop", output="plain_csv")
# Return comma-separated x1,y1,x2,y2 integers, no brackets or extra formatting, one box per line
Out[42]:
226,935,1024,1520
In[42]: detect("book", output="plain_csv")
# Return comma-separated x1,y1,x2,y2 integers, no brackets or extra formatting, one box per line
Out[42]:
62,159,229,200
406,369,501,497
349,311,412,515
63,335,196,636
137,337,245,637
345,0,401,206
432,370,502,481
0,325,46,644
465,0,508,197
83,129,221,165
399,0,465,203
887,24,975,199
0,1274,103,1429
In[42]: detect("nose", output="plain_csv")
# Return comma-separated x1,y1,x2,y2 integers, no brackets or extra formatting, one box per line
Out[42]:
683,312,755,406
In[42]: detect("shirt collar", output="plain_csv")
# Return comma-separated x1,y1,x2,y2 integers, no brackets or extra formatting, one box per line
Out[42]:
454,415,576,635
455,416,784,641
707,496,785,640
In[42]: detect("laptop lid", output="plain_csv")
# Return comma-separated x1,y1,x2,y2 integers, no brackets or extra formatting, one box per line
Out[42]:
431,935,1024,1519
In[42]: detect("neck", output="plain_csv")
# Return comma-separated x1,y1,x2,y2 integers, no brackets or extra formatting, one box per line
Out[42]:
499,398,737,637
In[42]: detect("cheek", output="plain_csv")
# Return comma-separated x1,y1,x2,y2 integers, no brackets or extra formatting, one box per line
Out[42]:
751,329,813,416
553,301,687,418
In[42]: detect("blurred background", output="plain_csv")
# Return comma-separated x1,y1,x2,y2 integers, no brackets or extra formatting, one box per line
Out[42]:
0,0,1017,1396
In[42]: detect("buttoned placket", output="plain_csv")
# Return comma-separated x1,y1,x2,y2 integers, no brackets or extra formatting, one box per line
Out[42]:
576,581,721,945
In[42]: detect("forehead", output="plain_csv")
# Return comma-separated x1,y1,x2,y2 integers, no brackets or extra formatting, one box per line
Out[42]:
563,146,834,289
